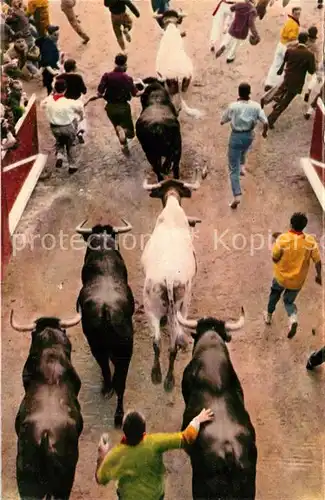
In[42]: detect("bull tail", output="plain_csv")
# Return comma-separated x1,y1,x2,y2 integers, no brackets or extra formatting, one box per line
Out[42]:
165,280,187,350
40,430,50,455
180,97,204,119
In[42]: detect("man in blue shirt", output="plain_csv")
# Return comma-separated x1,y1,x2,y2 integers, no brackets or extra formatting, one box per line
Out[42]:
221,82,268,209
35,24,60,94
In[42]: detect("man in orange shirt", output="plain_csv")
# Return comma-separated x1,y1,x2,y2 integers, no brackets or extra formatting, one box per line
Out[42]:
264,212,322,338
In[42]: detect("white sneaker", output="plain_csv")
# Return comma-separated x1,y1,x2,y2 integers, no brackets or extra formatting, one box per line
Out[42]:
264,311,272,325
123,29,131,43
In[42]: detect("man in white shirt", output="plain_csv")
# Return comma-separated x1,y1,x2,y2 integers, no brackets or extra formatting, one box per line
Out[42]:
221,82,268,209
42,78,84,173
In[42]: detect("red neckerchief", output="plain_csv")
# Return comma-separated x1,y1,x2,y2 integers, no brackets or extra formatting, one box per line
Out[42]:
212,0,235,15
53,93,65,101
287,14,300,26
289,229,304,235
121,433,146,445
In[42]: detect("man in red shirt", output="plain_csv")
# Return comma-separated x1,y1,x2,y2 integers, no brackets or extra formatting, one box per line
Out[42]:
215,0,259,63
97,53,143,154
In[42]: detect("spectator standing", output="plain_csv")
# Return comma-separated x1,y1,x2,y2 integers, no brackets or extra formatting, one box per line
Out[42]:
27,0,50,37
264,212,322,338
220,82,268,209
104,0,140,52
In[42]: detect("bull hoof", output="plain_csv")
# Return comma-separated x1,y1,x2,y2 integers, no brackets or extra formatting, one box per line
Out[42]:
164,375,175,392
101,386,114,399
151,365,162,385
114,413,124,428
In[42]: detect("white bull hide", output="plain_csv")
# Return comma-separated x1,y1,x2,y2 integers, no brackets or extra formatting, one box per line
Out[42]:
141,196,196,386
155,23,204,118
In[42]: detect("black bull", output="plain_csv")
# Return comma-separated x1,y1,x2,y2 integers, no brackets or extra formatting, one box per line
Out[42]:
76,221,134,428
135,78,182,182
12,313,83,500
181,317,257,500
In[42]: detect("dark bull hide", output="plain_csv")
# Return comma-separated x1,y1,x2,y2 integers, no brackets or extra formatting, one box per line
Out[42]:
179,309,257,500
11,311,83,500
135,77,182,182
76,219,135,428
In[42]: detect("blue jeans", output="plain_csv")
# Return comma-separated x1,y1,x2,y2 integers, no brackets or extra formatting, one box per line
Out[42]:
267,278,300,317
228,130,253,196
151,0,169,12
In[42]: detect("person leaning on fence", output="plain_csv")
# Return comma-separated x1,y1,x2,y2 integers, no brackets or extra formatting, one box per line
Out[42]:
41,78,84,174
264,212,322,339
95,408,214,500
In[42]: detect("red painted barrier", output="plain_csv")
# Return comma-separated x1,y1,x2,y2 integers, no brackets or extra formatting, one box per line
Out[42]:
1,94,47,276
1,179,12,280
301,97,325,211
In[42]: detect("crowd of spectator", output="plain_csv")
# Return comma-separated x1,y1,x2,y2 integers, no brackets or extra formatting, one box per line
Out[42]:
0,0,54,150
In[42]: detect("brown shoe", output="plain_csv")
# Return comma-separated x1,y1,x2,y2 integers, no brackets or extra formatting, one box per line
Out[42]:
215,45,226,58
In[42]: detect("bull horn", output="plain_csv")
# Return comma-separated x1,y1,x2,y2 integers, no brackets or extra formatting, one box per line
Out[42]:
113,218,132,234
183,168,201,190
225,307,245,331
178,11,188,17
187,217,202,226
143,179,162,191
59,312,82,329
75,219,92,235
10,310,36,332
153,11,163,18
176,310,198,329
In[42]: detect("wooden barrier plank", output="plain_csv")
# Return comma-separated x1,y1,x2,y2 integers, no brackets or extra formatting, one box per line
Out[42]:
3,159,36,213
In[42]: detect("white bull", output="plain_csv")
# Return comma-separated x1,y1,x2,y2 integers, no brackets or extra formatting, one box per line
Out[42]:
154,11,204,118
141,172,202,391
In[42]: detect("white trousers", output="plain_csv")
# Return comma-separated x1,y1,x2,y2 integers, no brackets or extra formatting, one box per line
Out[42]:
210,2,234,49
221,32,240,61
265,42,287,88
75,97,87,135
306,72,324,92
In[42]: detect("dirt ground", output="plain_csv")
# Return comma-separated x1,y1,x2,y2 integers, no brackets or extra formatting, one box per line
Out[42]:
2,0,325,499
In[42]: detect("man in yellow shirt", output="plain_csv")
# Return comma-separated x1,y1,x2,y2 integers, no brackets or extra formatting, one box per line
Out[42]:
264,6,301,91
95,408,214,500
264,212,322,338
27,0,49,37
